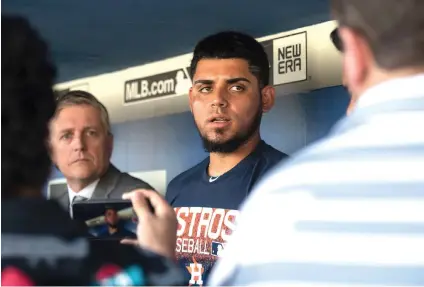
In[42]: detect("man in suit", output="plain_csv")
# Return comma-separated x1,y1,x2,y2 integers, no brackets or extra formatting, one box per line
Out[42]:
48,90,153,213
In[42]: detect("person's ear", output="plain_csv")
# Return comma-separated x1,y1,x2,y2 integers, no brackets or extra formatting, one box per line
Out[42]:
46,122,58,167
339,27,372,97
47,138,58,167
188,87,194,113
261,86,275,113
106,132,114,158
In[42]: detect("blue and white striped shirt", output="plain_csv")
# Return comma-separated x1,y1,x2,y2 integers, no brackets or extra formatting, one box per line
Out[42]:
208,74,424,286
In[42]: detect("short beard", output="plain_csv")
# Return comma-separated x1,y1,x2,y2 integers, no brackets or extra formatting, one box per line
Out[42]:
200,107,262,154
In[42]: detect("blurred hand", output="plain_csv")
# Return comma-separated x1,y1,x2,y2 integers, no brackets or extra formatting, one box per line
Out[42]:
121,189,177,260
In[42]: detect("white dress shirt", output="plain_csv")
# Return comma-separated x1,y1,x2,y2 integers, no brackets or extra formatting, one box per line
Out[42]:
68,179,100,217
68,178,100,204
209,74,424,286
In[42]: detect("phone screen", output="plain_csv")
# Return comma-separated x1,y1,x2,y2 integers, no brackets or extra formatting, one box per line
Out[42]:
72,200,138,241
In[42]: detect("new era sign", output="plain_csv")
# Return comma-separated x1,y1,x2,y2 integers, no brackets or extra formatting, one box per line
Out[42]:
272,31,307,85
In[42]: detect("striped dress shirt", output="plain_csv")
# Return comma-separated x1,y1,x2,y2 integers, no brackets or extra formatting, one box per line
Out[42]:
208,74,424,286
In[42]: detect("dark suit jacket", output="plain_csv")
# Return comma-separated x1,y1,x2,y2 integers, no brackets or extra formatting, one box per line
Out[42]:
50,164,154,211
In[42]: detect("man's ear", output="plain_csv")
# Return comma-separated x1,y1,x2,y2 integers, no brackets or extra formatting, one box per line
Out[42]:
47,138,56,165
47,119,58,164
339,27,372,96
107,133,114,158
188,87,194,114
261,86,275,113
47,138,61,172
46,121,56,163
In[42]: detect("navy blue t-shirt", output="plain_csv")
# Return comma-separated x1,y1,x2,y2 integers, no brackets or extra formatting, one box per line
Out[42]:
166,140,287,286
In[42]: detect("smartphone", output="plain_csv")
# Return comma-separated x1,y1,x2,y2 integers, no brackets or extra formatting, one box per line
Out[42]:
72,199,138,241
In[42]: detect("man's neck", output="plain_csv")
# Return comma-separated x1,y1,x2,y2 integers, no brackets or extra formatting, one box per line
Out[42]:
208,133,261,176
67,179,94,193
67,165,109,193
357,66,424,103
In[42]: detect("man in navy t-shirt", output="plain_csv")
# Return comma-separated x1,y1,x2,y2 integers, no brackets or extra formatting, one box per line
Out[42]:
166,31,288,286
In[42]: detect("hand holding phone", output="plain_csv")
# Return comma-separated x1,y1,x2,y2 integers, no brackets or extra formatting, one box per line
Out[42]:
122,189,177,260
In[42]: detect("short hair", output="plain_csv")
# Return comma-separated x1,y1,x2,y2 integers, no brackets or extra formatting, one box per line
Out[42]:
331,0,424,70
2,15,57,199
54,90,112,134
190,31,270,88
104,206,118,215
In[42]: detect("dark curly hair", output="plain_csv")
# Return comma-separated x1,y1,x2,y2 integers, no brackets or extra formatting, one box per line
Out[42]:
1,15,57,199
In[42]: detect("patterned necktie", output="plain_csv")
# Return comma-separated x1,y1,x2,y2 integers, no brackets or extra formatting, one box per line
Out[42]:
70,195,88,217
72,195,88,204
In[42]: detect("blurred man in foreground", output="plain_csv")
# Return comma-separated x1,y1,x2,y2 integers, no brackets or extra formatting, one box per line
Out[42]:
209,0,424,285
1,14,182,286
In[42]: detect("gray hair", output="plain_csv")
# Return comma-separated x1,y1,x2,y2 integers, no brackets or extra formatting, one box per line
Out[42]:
54,90,111,134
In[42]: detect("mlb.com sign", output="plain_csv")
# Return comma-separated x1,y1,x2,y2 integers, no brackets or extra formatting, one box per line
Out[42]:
124,67,192,103
272,31,307,85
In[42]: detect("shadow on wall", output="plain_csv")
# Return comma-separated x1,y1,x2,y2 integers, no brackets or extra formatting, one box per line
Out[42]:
48,86,349,192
